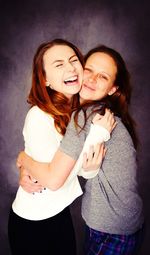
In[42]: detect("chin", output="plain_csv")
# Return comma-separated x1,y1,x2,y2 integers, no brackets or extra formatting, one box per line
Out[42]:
79,92,91,101
67,88,80,95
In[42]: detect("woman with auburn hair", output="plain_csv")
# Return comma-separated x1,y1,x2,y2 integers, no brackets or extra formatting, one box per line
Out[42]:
18,45,144,254
67,45,144,254
8,39,115,255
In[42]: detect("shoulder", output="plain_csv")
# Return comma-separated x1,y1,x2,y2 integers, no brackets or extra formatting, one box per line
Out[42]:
107,117,135,152
25,106,53,123
23,106,55,133
113,117,132,141
26,106,48,118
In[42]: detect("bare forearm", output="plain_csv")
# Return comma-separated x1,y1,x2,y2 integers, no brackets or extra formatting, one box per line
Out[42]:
25,158,53,189
17,150,76,190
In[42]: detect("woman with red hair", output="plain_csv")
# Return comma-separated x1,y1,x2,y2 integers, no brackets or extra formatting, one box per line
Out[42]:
8,39,114,255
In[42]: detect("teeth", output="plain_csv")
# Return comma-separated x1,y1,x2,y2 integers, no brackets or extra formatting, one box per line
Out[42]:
64,76,77,83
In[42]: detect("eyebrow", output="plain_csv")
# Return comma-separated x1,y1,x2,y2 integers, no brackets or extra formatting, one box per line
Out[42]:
52,54,77,65
69,54,77,60
84,66,111,78
84,67,92,71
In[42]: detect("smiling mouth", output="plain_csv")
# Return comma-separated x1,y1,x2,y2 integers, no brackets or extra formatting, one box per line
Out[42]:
64,75,78,85
83,84,95,91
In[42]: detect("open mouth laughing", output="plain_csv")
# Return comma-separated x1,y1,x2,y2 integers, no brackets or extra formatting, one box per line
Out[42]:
64,75,79,85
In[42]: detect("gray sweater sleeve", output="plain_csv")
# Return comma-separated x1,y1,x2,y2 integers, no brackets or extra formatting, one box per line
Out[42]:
59,111,87,160
59,110,110,161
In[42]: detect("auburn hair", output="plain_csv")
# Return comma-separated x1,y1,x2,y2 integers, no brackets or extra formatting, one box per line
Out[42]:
74,45,138,149
27,39,84,135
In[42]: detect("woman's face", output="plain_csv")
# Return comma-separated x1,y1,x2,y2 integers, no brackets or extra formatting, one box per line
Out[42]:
79,52,118,102
43,45,83,99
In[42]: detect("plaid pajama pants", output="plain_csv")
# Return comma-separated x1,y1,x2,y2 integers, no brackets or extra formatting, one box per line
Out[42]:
84,225,144,255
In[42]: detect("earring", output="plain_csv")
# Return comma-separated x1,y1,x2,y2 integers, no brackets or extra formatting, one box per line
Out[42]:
46,81,53,89
45,81,50,87
49,84,53,89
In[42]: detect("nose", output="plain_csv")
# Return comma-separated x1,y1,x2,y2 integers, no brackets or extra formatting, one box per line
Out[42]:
88,73,98,83
66,62,75,72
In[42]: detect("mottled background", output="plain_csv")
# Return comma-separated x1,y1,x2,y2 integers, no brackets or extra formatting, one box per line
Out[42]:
0,0,150,254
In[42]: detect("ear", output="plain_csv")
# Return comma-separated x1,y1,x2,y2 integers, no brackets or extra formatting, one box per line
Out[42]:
108,85,118,96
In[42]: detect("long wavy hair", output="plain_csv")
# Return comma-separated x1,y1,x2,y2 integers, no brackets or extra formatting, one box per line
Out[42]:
74,45,138,148
28,39,84,135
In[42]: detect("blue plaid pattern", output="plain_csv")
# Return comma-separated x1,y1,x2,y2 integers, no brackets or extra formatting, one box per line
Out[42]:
84,225,144,255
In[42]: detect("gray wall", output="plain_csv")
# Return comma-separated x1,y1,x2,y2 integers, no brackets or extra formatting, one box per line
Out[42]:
0,0,149,254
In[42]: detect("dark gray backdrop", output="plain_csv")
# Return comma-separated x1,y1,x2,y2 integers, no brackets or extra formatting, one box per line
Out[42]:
0,0,150,254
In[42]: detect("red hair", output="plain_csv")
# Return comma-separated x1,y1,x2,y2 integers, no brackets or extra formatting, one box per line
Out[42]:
27,39,84,135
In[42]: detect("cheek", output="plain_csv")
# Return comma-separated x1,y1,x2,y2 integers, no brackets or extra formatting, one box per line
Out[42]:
83,75,89,82
80,68,84,78
78,68,83,79
49,73,62,85
94,88,108,100
78,63,83,72
98,82,113,94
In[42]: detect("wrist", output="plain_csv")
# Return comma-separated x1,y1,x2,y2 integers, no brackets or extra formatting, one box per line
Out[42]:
90,124,110,142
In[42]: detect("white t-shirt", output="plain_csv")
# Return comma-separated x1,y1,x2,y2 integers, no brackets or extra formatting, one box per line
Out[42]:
12,106,110,220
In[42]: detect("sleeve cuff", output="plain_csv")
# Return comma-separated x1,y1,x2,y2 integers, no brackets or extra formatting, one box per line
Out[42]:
78,167,99,179
90,124,110,142
82,124,110,154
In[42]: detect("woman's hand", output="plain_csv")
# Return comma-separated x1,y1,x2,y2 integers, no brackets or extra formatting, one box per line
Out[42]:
92,109,117,133
82,143,106,171
16,151,32,170
19,166,44,193
17,151,44,193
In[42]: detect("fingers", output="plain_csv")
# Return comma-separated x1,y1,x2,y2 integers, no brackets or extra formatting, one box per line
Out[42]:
93,143,103,160
105,109,114,123
92,108,117,133
82,143,106,171
107,111,117,132
16,151,24,169
19,177,44,193
19,167,44,193
92,113,103,124
19,177,43,193
16,161,21,168
111,121,117,131
18,166,29,175
86,145,94,162
94,143,106,164
82,152,88,169
107,111,116,132
97,144,107,162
